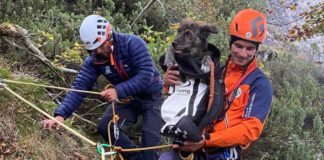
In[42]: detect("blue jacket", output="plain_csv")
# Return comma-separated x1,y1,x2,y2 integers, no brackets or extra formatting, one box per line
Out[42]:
54,32,163,119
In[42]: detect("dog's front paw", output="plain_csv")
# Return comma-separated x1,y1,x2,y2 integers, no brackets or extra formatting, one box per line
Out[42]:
200,55,212,73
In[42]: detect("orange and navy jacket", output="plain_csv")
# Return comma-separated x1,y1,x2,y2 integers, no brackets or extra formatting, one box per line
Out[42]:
205,57,272,149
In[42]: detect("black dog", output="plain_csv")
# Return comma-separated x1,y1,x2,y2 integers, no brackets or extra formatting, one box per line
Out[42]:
164,19,218,73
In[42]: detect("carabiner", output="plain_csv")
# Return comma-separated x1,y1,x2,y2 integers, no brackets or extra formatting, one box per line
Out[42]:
97,144,117,156
113,123,119,141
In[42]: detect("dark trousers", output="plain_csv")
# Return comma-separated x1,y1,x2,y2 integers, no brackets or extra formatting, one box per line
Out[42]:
98,89,164,160
159,146,242,160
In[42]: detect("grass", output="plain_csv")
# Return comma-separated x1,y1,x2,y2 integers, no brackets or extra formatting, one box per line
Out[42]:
0,56,101,159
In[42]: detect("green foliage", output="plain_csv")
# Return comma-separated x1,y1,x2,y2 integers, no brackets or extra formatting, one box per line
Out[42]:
0,0,157,73
1,0,323,159
246,50,324,159
0,58,100,159
140,25,175,72
54,42,86,67
161,0,267,61
0,68,11,80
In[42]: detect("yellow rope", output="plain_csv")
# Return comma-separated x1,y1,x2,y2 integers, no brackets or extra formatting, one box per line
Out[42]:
4,79,132,104
178,150,194,160
1,80,174,160
105,100,173,159
0,84,97,146
3,79,101,95
104,84,133,104
115,144,174,152
101,147,106,160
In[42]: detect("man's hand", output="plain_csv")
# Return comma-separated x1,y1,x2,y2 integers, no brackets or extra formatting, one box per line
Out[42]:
173,136,206,152
41,116,64,131
163,64,181,87
101,88,118,102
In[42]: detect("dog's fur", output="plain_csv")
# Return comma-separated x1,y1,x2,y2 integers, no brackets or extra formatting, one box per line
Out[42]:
164,19,218,73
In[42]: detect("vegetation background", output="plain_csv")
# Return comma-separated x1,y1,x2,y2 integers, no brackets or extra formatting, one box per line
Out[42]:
0,0,323,159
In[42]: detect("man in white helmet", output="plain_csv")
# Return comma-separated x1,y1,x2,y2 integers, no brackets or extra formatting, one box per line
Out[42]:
41,15,164,160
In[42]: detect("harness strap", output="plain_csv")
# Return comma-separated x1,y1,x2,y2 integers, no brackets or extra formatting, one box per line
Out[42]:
111,51,129,81
199,60,224,133
225,64,257,96
207,61,215,112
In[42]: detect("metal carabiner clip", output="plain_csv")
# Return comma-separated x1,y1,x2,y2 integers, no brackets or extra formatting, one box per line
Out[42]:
113,123,119,141
97,143,117,156
104,151,117,156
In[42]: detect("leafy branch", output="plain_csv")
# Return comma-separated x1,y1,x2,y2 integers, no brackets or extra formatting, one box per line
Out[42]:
0,23,78,74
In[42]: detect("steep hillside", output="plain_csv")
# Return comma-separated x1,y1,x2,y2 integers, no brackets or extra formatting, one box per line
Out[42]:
0,57,101,159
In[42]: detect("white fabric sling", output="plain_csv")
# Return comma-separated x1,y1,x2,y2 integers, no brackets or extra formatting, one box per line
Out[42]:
161,78,208,132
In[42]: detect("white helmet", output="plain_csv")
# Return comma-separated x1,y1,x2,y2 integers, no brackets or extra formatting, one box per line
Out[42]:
79,15,112,50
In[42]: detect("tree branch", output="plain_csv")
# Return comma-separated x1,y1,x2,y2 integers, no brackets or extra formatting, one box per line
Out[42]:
131,0,156,27
0,23,78,74
268,14,306,26
46,90,97,126
156,0,167,17
71,113,97,126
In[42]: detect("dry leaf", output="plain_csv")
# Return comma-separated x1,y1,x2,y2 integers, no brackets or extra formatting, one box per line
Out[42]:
73,152,87,160
0,142,6,147
4,148,11,154
288,30,296,35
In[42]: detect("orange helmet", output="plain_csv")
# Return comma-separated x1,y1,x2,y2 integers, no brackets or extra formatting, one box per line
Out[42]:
229,9,267,43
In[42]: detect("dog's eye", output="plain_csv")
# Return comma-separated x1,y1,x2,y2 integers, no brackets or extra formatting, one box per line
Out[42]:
185,31,192,36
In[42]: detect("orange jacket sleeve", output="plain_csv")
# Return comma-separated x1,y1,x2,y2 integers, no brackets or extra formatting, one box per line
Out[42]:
205,116,264,148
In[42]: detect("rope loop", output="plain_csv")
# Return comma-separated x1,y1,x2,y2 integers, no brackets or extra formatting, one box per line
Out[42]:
104,84,133,104
178,150,194,160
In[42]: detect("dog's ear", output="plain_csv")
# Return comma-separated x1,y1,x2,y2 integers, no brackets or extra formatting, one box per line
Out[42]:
201,24,218,34
200,24,218,40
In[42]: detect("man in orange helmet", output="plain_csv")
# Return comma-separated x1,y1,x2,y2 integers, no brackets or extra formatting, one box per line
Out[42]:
160,9,272,160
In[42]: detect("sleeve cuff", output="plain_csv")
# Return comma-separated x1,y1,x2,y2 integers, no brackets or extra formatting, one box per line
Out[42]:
115,84,127,99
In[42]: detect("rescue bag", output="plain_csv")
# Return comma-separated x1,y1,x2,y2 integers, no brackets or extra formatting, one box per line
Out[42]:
160,44,225,145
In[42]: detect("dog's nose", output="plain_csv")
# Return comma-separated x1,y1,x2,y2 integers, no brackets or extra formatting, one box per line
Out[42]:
172,41,177,48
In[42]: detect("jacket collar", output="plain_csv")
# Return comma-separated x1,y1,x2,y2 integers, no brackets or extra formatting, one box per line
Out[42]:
226,56,258,73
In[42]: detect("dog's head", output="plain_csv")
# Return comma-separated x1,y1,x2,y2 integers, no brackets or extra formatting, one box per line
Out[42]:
172,19,218,60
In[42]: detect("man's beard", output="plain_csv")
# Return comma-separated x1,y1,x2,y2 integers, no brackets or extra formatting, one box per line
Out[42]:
95,52,110,59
